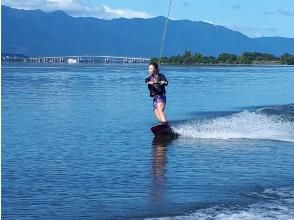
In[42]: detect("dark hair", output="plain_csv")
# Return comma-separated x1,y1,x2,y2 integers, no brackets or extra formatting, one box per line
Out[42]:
149,62,159,72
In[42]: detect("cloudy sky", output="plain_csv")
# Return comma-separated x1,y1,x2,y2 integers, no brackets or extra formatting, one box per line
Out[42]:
2,0,294,38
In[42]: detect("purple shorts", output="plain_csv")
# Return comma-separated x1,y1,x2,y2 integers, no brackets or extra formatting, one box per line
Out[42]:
153,94,166,111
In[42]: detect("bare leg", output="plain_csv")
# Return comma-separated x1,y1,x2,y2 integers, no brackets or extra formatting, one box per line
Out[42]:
156,102,167,122
154,109,162,122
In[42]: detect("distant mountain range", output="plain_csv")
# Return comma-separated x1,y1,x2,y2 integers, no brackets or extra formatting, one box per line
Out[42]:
2,5,294,57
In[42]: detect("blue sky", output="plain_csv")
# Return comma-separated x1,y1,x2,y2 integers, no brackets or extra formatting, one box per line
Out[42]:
3,0,294,38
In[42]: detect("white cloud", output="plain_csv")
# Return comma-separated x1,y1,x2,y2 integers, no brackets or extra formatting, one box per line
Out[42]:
100,5,152,19
223,24,279,38
2,0,153,19
203,20,214,25
199,20,280,38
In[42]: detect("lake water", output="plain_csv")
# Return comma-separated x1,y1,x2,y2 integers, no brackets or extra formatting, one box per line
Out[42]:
2,64,294,219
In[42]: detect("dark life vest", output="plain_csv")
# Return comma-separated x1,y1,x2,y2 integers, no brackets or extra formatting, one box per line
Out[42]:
145,73,168,97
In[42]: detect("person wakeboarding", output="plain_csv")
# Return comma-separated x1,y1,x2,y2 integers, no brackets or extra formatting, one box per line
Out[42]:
145,63,169,125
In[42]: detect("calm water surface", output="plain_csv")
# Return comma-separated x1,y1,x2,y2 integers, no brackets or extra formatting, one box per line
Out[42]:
2,64,294,219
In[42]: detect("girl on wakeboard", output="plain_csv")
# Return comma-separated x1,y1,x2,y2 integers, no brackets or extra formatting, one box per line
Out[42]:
145,63,169,125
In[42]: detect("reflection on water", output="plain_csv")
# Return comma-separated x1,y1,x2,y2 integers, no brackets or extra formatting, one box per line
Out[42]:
151,135,177,203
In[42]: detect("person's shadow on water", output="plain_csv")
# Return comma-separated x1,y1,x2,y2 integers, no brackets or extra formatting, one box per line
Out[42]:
150,135,177,204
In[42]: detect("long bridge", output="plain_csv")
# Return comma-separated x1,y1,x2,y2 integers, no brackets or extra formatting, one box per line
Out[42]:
26,55,151,64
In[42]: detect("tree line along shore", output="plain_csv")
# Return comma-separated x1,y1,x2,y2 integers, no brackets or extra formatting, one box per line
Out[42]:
151,51,294,65
2,51,294,65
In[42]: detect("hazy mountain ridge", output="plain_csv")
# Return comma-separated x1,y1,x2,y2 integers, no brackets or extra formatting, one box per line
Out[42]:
2,5,294,57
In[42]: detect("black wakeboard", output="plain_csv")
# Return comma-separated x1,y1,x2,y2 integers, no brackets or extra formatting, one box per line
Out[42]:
151,123,178,136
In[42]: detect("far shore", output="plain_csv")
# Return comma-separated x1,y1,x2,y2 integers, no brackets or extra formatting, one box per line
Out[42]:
2,61,294,67
2,51,294,66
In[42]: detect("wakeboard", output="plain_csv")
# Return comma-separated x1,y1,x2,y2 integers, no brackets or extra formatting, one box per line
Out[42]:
151,123,178,136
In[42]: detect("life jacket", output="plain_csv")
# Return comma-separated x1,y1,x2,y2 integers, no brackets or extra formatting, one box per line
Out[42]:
145,73,168,97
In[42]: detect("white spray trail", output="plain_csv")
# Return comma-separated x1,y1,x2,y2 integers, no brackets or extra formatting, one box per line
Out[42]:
172,111,294,143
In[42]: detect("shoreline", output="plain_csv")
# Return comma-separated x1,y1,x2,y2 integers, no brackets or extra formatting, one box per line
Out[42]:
2,61,294,67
